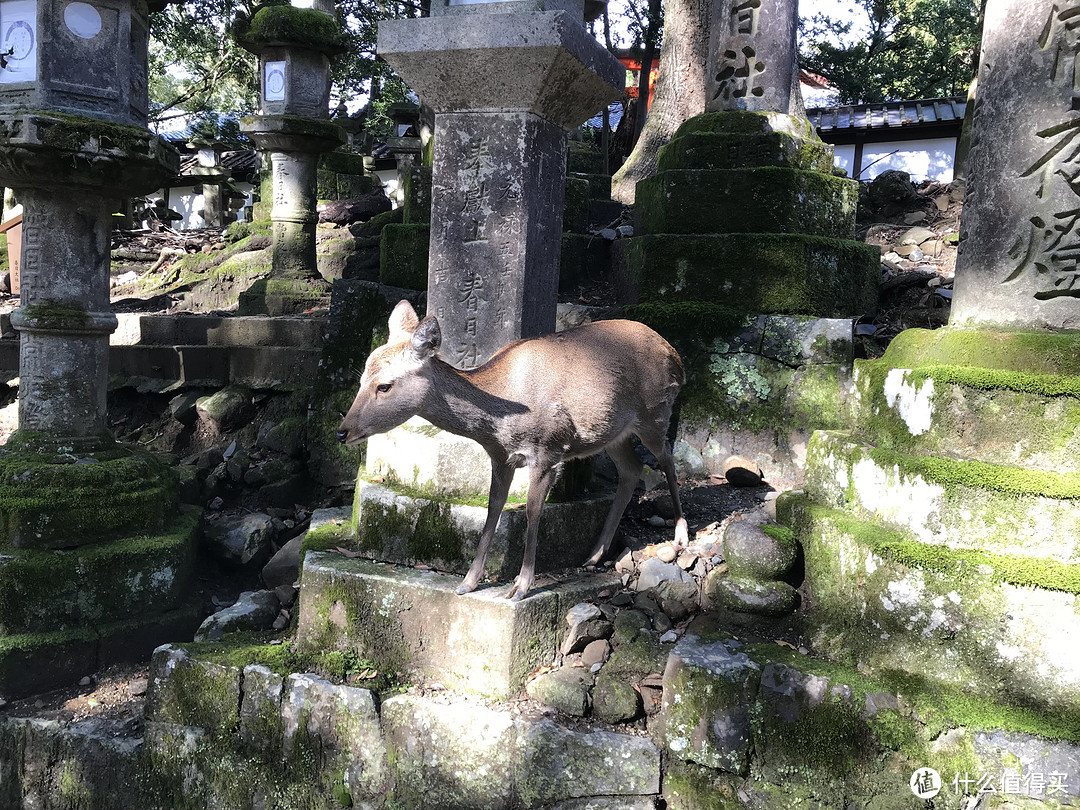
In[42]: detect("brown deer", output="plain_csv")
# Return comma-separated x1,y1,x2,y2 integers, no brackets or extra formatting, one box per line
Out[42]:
337,300,689,600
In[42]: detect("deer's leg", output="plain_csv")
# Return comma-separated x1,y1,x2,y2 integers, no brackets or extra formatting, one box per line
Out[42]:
584,436,643,566
638,430,689,546
506,464,559,602
455,459,514,595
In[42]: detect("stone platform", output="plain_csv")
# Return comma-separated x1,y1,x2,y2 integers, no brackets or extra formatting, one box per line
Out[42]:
782,325,1080,713
3,632,1077,808
296,553,620,698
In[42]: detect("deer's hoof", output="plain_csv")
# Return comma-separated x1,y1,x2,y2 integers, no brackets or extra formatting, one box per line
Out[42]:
455,581,477,596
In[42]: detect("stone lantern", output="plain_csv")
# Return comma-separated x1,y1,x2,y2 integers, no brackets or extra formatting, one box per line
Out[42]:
235,0,347,314
0,0,151,126
378,0,624,366
0,0,194,697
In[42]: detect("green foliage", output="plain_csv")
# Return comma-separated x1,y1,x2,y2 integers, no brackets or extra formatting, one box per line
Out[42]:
799,0,982,104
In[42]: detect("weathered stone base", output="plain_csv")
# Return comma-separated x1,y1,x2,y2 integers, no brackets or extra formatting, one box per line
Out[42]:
346,479,615,580
0,442,179,549
295,553,619,698
614,233,880,316
657,632,1080,809
806,430,1080,557
780,490,1080,712
237,276,332,316
635,166,858,238
3,634,1077,808
850,326,1080,471
0,601,203,699
0,507,199,635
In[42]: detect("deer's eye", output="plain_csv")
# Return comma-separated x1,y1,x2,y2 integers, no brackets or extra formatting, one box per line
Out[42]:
376,383,392,394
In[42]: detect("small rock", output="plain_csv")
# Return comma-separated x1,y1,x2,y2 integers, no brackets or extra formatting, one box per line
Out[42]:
615,224,634,238
590,663,603,673
934,195,950,212
652,612,673,633
609,592,633,607
708,576,798,616
635,557,693,591
128,679,148,697
195,590,281,641
655,544,677,563
614,548,635,574
899,226,936,246
647,515,666,528
903,211,927,225
723,520,797,580
271,610,289,631
597,228,617,241
582,639,611,668
262,535,303,590
661,597,690,621
79,676,92,687
723,455,763,487
525,667,593,716
676,552,697,571
659,630,678,643
274,583,298,607
203,513,277,566
562,603,612,655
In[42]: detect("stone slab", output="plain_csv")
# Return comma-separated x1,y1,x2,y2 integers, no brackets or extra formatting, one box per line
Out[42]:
952,0,1080,329
351,479,615,579
378,11,624,131
656,129,834,174
365,416,530,499
107,345,320,391
615,233,880,317
781,492,1080,711
852,360,1080,473
0,602,203,699
125,314,326,348
805,430,1080,561
295,554,619,698
635,167,858,238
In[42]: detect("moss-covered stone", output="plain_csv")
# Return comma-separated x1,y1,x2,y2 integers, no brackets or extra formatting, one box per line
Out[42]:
567,141,605,175
635,166,858,239
0,445,178,549
403,166,432,225
615,233,879,317
379,223,429,290
234,5,348,54
780,491,1080,713
0,507,198,634
657,129,835,174
238,276,331,316
563,176,590,233
21,300,89,330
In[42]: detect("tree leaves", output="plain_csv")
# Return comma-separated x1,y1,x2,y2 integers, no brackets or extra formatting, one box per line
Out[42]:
799,0,982,105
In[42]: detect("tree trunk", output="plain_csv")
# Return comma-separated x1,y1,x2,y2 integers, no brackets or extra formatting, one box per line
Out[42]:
631,0,663,147
610,0,720,203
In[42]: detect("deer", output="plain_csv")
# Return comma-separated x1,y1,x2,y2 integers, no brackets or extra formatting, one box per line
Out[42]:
336,300,689,601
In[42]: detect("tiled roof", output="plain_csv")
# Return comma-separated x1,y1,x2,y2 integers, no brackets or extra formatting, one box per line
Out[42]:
807,97,966,132
177,150,260,177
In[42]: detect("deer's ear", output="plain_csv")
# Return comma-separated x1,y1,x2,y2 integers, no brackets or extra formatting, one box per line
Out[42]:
388,300,420,343
411,316,441,360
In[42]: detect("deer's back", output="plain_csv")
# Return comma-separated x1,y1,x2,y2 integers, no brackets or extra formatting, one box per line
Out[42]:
469,320,682,450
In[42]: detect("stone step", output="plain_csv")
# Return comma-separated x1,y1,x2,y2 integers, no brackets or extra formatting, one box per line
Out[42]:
295,553,620,699
343,479,615,580
0,601,203,699
0,507,199,636
138,644,661,808
107,345,321,391
779,490,1080,712
635,167,858,239
805,430,1080,562
849,328,1080,472
657,629,1080,807
113,313,326,348
613,233,880,317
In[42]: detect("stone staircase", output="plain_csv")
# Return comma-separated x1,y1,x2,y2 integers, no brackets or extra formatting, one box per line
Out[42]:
0,312,326,392
781,325,1080,714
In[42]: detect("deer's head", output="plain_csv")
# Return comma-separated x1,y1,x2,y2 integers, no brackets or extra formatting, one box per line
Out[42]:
336,300,442,445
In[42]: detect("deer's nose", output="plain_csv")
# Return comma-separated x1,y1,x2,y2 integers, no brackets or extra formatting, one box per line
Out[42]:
336,430,349,444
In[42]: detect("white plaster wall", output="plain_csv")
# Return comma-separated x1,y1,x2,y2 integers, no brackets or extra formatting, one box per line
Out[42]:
831,144,856,178
857,137,957,182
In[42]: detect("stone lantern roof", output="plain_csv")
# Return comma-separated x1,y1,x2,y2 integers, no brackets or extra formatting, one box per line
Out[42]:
233,3,348,56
